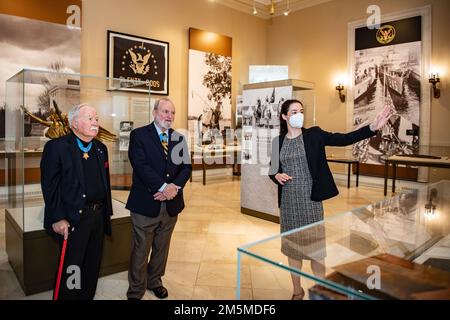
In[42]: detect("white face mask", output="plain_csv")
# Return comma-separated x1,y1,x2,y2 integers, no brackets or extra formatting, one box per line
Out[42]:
289,112,304,128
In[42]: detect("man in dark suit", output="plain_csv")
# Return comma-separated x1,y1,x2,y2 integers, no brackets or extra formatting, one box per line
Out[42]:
41,103,113,300
126,98,192,300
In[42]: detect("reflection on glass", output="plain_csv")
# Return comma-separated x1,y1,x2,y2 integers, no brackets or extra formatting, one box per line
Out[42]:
238,180,450,300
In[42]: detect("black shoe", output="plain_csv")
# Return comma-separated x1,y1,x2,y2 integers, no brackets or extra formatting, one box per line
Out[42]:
150,286,168,299
128,297,140,300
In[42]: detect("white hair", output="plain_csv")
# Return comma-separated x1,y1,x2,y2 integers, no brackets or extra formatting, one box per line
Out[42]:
153,98,173,110
68,103,90,128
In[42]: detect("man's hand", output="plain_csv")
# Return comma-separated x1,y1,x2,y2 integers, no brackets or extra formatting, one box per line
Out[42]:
275,173,293,186
153,191,167,201
52,219,70,240
162,183,179,200
370,104,394,131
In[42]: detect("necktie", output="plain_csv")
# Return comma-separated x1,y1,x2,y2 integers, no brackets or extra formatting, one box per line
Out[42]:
161,132,168,156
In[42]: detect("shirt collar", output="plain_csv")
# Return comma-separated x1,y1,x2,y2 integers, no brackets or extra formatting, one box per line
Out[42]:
154,122,166,135
154,122,169,141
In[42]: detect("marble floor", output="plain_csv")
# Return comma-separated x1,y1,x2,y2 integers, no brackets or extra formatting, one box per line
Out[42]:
0,169,390,300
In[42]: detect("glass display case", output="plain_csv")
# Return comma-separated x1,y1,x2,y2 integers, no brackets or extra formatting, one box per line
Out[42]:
4,69,153,294
240,79,315,222
237,180,450,300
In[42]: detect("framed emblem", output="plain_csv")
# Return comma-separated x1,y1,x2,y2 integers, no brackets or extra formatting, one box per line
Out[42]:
107,30,169,95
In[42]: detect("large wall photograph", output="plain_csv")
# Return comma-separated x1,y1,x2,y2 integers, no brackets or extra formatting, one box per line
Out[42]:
352,16,422,165
0,13,81,138
188,28,232,148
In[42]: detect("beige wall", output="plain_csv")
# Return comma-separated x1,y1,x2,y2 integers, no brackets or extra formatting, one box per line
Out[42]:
81,0,449,145
81,0,268,130
266,0,450,147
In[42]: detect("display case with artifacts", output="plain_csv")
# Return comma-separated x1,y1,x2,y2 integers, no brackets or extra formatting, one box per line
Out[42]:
4,69,152,294
240,79,315,222
237,180,450,300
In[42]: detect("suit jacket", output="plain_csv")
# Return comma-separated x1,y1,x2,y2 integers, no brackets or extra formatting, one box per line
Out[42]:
41,133,113,237
269,125,376,206
125,122,192,217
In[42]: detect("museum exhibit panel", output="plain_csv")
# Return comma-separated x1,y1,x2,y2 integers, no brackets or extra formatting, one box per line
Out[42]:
187,28,239,183
239,79,316,222
4,69,152,294
237,180,450,300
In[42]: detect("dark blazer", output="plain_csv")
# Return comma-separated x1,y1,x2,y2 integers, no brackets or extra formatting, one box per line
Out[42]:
269,125,376,206
125,122,192,217
41,133,113,237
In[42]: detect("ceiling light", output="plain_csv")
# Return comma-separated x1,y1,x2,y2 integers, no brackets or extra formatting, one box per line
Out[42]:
283,0,290,16
269,0,275,15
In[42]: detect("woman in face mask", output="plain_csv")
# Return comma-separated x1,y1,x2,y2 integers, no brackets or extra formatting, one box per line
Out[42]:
268,99,392,300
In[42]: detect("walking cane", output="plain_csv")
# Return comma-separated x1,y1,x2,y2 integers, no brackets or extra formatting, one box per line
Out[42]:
54,237,68,300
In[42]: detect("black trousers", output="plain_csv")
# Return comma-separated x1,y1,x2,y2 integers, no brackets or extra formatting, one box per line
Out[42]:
53,205,104,300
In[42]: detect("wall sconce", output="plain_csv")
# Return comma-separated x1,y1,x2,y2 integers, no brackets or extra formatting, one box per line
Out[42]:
336,83,346,103
424,188,437,217
428,73,441,98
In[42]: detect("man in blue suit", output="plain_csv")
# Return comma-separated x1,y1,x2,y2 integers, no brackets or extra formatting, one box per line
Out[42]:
126,98,192,300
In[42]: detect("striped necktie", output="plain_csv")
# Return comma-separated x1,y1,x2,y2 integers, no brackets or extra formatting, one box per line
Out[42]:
160,132,168,156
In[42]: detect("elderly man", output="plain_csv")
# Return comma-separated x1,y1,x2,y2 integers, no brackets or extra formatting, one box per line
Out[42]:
126,98,191,300
40,103,113,300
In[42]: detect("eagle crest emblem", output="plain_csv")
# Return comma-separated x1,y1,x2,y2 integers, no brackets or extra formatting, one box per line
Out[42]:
128,48,151,75
376,25,396,45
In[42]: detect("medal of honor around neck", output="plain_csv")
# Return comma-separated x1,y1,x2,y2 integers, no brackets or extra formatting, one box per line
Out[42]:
76,137,93,160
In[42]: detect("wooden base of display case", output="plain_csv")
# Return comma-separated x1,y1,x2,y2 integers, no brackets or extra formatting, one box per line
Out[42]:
5,208,132,295
240,207,279,223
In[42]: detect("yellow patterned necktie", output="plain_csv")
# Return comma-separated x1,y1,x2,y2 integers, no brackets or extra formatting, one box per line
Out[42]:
161,132,168,156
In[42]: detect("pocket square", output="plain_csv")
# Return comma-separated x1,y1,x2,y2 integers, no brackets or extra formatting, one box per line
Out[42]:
104,161,109,168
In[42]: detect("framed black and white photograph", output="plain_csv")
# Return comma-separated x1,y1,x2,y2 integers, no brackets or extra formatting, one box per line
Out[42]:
188,28,232,148
347,6,432,181
188,49,232,146
0,13,81,138
242,86,292,131
351,17,422,165
107,30,169,95
120,121,133,132
119,121,134,151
